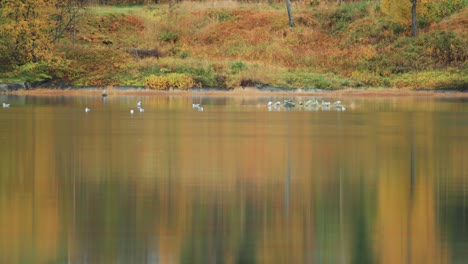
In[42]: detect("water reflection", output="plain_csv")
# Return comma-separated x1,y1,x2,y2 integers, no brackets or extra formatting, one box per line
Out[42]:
0,95,467,263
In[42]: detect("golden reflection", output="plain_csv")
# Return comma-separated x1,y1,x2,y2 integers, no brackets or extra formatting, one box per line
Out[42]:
375,113,448,264
0,98,466,263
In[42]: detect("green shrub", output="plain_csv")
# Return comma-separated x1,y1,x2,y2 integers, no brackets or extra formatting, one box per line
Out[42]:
188,66,225,87
144,73,196,90
11,62,52,83
230,61,247,74
351,71,390,87
391,23,407,35
178,51,190,59
420,31,467,65
362,31,467,75
160,31,179,43
3,57,71,83
390,70,468,90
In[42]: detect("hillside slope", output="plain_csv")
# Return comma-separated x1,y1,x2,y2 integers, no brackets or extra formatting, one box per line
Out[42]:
5,2,468,90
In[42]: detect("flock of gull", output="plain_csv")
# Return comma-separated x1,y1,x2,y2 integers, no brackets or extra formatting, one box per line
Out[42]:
189,99,346,113
2,95,347,114
267,99,346,111
84,89,142,114
85,100,145,114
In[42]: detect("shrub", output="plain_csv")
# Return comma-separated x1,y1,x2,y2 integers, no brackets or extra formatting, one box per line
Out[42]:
144,73,196,90
421,30,467,65
390,70,468,90
159,31,179,43
2,55,71,83
230,61,247,74
351,71,390,87
178,51,189,59
361,31,467,75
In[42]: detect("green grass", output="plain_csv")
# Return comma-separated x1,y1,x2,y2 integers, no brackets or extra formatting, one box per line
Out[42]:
87,5,150,15
390,69,468,90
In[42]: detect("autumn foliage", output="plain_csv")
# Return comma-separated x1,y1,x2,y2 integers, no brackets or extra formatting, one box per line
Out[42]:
0,1,466,89
144,73,197,90
0,0,57,65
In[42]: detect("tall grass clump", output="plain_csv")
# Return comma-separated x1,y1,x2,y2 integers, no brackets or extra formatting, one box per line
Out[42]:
144,73,197,90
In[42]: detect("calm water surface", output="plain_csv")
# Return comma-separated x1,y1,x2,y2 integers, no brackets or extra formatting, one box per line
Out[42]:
0,94,467,264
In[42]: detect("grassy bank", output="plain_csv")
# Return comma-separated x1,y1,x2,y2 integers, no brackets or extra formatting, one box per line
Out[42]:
2,1,467,90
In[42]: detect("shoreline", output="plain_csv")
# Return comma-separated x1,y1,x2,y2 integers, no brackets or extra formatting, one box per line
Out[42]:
5,87,468,98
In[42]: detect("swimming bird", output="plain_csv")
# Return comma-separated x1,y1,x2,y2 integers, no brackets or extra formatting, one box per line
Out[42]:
304,100,312,106
2,103,10,108
85,107,91,112
267,101,273,107
335,105,346,111
192,103,204,111
312,99,319,106
130,109,134,114
193,104,203,112
138,107,145,113
102,89,108,97
283,99,296,108
321,100,331,107
137,101,142,107
333,100,341,106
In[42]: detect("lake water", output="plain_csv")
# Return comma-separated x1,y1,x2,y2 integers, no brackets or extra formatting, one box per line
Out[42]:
0,94,467,264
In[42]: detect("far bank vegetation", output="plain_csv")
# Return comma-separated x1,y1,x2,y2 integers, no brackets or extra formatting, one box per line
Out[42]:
0,0,466,90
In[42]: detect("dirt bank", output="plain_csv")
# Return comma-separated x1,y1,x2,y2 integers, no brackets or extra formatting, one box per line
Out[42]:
7,87,468,98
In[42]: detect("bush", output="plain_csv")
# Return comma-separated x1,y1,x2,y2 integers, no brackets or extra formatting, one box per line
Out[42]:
160,31,179,43
390,70,468,90
10,62,52,83
230,61,247,74
421,31,467,65
361,31,467,75
3,57,71,83
351,71,390,87
144,73,196,90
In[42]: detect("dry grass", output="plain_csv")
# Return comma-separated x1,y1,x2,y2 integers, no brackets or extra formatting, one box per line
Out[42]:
432,8,468,36
51,1,467,90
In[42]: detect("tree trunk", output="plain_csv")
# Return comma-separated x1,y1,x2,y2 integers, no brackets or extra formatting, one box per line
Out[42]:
286,0,295,27
411,0,418,37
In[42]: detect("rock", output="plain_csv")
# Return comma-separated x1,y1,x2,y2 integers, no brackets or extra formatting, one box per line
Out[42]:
0,82,29,91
